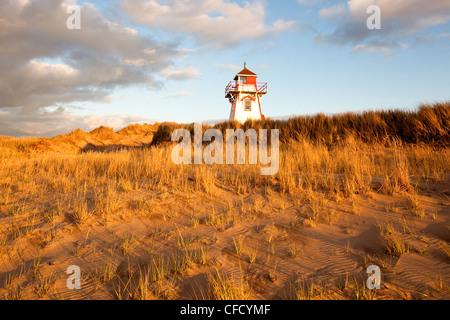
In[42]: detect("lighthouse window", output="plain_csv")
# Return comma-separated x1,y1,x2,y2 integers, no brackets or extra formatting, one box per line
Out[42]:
245,100,251,111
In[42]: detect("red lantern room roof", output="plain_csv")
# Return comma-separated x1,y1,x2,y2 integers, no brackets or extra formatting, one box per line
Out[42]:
236,67,257,76
233,62,257,80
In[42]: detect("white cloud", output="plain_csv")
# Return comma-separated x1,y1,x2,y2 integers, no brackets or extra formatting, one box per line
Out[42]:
316,0,450,52
121,0,297,47
318,5,346,18
123,59,151,67
272,19,298,32
215,64,241,72
0,0,188,114
160,66,200,80
352,43,392,56
297,0,320,5
27,60,80,78
347,0,450,32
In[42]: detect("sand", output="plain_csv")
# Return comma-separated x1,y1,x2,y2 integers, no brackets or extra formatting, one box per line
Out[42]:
0,125,449,300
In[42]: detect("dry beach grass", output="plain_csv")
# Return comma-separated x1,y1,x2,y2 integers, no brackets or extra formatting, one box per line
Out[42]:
0,102,449,300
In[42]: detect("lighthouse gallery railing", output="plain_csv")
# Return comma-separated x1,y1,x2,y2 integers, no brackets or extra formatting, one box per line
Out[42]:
225,81,267,97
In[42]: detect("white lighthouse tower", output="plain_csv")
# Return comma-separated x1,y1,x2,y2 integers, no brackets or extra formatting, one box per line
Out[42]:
225,63,267,123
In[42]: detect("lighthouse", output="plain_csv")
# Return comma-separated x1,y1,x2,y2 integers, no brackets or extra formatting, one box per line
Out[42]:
225,63,267,123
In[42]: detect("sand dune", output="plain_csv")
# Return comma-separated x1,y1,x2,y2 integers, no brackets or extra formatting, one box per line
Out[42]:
26,123,160,154
0,114,449,300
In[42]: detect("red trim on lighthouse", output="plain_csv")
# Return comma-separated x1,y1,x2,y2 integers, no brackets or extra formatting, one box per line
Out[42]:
257,94,263,119
240,95,255,101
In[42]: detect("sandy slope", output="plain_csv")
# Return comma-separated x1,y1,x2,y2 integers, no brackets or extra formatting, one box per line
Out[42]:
1,178,448,300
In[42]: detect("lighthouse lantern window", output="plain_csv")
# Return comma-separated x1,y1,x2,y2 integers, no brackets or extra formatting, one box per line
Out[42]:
241,77,247,84
245,100,251,111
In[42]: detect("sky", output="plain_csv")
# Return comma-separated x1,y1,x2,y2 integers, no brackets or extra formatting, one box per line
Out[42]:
0,0,449,137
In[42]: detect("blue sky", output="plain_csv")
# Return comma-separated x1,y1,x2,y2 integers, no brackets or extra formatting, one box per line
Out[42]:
0,0,449,136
